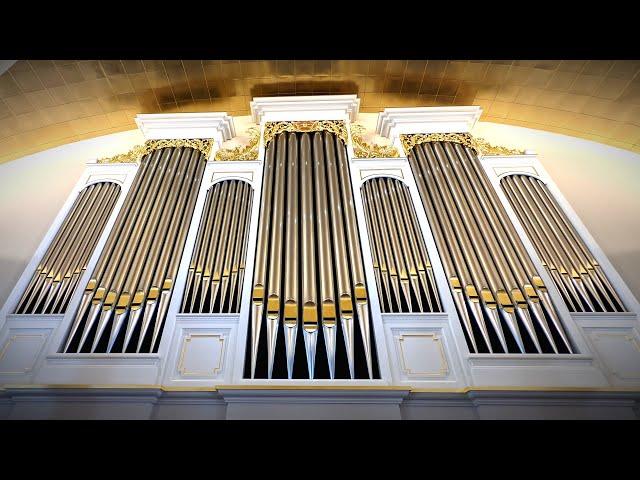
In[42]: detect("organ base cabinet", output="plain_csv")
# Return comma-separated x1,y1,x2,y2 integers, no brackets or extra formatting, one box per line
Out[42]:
1,96,639,419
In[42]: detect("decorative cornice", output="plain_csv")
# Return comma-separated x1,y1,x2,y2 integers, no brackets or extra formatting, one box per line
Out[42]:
377,106,482,139
351,123,399,159
263,120,348,146
134,113,235,144
214,127,260,161
97,139,215,164
250,95,360,123
400,133,524,157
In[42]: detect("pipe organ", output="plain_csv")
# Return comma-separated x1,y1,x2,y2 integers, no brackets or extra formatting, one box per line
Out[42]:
405,135,573,354
500,174,626,313
360,177,441,313
249,126,376,380
15,182,121,315
62,141,209,354
2,99,639,418
181,179,253,314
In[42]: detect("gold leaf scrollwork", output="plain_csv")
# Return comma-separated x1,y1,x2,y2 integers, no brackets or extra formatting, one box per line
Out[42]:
263,120,348,146
97,138,215,164
214,127,260,161
96,144,151,164
400,133,479,155
351,123,399,158
473,137,525,156
400,133,524,157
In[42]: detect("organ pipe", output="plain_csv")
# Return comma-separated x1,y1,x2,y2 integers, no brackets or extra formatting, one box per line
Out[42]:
62,144,207,353
501,174,625,313
360,177,442,316
407,138,574,354
249,130,376,379
15,182,120,315
181,180,253,315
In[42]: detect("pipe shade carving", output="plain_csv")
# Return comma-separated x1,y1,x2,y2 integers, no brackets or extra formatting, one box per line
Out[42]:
248,130,378,380
62,145,206,354
181,180,254,313
501,175,626,313
360,177,442,313
15,182,121,315
408,140,574,354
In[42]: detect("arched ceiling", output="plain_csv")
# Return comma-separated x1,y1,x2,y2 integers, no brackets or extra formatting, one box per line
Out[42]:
0,60,639,163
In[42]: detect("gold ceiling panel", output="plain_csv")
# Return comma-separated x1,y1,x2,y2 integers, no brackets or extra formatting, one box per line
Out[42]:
1,60,639,163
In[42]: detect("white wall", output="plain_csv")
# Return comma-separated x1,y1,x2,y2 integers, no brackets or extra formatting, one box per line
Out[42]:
0,129,145,308
0,120,638,309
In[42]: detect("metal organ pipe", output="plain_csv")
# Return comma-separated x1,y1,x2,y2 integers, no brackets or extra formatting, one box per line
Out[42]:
15,182,120,315
62,145,207,353
359,177,442,319
181,180,254,316
407,139,574,354
249,130,376,380
501,174,625,314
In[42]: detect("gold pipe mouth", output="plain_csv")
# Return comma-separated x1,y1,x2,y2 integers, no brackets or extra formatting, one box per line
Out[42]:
302,303,317,324
523,284,539,298
115,293,130,312
481,289,497,308
464,284,478,299
322,300,336,320
511,288,529,306
147,287,160,301
162,279,173,290
267,295,280,314
284,300,297,319
354,284,367,302
104,290,116,304
339,294,353,313
252,285,264,302
532,276,546,289
496,290,513,306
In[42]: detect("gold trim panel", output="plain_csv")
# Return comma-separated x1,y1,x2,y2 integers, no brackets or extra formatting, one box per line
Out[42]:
214,127,260,161
351,124,399,158
3,384,638,394
98,139,214,164
263,120,348,146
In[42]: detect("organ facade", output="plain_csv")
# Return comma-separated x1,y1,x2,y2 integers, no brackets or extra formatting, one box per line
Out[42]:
0,95,638,419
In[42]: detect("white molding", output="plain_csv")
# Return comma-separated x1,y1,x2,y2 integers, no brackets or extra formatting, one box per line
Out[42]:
376,106,483,150
250,95,360,123
1,387,638,419
134,113,236,147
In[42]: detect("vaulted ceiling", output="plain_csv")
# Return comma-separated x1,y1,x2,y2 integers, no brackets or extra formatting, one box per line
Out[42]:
1,60,639,163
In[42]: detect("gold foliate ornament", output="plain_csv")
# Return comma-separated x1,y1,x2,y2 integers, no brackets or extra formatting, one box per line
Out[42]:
400,133,479,155
214,127,260,161
263,120,349,146
351,123,399,158
473,137,525,156
97,138,214,164
400,133,524,157
97,144,151,164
